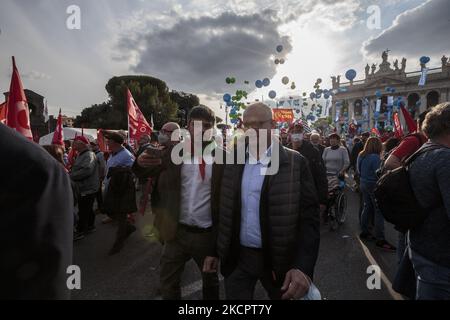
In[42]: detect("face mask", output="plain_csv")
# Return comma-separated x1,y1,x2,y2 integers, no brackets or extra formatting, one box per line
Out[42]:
158,134,170,145
291,133,304,142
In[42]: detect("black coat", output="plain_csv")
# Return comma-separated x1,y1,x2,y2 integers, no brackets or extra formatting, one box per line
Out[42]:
103,167,137,216
290,141,328,205
0,124,74,299
217,144,320,283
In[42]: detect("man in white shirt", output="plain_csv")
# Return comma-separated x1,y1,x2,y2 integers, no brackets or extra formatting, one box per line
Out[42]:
134,106,223,300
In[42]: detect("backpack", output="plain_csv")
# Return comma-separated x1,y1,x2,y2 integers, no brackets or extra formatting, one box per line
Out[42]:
374,144,442,233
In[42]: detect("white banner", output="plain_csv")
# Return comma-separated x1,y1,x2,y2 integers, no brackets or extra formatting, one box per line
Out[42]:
387,96,394,107
335,106,340,122
419,68,428,86
376,99,381,112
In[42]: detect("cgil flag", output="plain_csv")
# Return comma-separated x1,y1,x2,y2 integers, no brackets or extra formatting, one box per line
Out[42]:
126,88,152,149
393,112,404,138
5,57,33,140
52,109,64,146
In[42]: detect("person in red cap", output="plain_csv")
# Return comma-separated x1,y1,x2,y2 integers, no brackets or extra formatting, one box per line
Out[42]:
70,135,100,241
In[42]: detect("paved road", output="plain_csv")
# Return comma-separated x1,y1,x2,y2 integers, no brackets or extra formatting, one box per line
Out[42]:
72,188,401,300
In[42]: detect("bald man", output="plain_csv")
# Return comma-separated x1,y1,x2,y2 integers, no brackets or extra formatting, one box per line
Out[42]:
158,122,181,147
212,103,320,300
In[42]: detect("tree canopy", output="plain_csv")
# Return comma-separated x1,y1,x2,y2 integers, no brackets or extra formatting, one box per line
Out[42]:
75,75,199,130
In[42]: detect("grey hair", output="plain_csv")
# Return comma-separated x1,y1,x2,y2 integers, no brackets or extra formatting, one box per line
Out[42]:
422,102,450,140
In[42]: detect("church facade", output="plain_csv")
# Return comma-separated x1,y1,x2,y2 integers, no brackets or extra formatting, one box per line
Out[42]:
331,51,450,134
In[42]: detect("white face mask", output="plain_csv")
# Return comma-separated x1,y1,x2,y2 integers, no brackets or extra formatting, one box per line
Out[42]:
291,133,304,142
158,134,170,145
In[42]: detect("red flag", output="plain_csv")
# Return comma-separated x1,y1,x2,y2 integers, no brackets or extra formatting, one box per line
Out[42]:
127,89,152,149
97,129,109,153
5,57,33,140
393,112,404,138
0,101,6,124
52,109,64,146
400,106,417,133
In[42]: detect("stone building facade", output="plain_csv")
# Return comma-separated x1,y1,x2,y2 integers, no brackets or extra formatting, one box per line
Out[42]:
331,51,450,134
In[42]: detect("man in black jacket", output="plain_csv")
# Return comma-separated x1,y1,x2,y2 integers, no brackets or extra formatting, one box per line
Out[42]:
133,106,223,300
288,121,328,214
0,124,73,299
206,103,320,300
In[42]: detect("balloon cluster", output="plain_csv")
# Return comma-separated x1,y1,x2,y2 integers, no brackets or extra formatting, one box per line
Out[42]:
255,78,271,88
385,87,396,94
274,45,285,65
375,90,382,98
225,77,236,84
345,69,357,82
420,56,431,65
223,87,249,125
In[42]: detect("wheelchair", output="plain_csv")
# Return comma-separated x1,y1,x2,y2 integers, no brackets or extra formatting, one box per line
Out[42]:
326,174,348,231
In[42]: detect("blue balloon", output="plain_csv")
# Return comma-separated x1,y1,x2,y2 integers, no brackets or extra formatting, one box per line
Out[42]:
390,88,396,94
223,94,231,103
310,93,316,100
262,78,270,87
420,56,430,64
226,101,233,107
276,45,283,53
345,69,357,81
375,90,382,98
324,93,330,100
385,87,391,92
316,93,322,99
269,90,277,99
255,80,263,88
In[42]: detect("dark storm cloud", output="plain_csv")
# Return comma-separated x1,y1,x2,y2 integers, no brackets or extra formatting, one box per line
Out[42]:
363,0,450,61
115,11,292,95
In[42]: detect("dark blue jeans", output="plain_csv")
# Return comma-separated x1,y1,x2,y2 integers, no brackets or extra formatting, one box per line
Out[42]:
360,181,385,240
411,249,450,300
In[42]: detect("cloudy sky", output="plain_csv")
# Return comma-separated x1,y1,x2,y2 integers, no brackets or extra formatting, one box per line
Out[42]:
0,0,448,119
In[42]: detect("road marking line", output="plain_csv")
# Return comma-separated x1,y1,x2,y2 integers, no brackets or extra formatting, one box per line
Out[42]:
357,237,404,300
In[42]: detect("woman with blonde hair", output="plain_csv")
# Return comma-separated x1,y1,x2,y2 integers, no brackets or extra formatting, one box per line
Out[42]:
358,137,396,251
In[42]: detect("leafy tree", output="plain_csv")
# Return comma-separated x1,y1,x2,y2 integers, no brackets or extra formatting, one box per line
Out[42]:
74,76,201,130
105,76,178,130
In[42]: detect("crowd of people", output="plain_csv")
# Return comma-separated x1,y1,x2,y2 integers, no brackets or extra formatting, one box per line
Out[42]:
1,101,449,300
